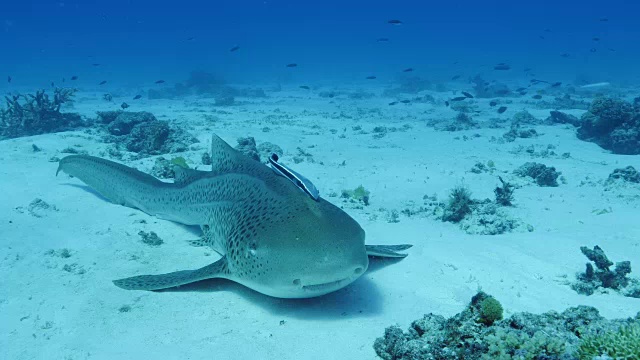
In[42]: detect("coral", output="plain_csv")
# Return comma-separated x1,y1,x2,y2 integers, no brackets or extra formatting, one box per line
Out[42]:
235,137,260,162
442,185,473,222
576,323,640,359
471,75,510,98
477,296,503,326
373,292,640,360
502,127,538,142
514,162,560,187
170,156,189,169
138,231,163,246
150,157,175,179
97,111,197,156
607,166,640,184
494,176,515,206
572,245,639,298
511,110,539,126
342,185,370,206
546,110,581,127
459,202,520,235
0,88,83,139
577,97,640,154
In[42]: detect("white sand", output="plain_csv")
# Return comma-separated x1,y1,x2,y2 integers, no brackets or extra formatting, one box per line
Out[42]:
1,87,639,359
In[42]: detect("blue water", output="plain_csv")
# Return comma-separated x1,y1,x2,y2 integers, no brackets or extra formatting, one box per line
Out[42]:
2,0,639,88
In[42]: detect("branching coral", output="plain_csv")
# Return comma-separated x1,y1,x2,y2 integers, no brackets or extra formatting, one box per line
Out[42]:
0,88,82,139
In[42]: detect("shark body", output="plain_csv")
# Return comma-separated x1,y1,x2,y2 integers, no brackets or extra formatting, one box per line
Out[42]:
57,134,410,298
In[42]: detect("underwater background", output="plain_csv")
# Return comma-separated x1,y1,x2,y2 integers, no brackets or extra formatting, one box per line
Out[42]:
2,1,640,359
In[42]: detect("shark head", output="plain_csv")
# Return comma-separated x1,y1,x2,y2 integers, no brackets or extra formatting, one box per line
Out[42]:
229,196,370,299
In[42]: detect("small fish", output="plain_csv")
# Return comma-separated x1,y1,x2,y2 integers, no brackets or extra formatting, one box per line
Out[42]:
532,94,542,99
494,64,511,70
388,101,398,106
121,102,129,109
99,80,107,85
400,100,410,104
551,82,562,87
462,91,473,98
155,80,165,84
92,63,101,66
186,37,196,41
376,38,389,42
497,106,507,114
366,76,377,80
451,75,461,80
450,96,467,102
403,68,413,72
445,101,450,107
299,86,310,90
516,87,527,92
387,19,402,25
230,45,240,52
489,101,497,107
560,53,571,58
599,18,608,22
103,93,113,102
133,95,142,100
608,48,616,52
70,76,78,80
7,76,11,83
592,37,600,41
51,82,55,87
286,63,298,68
518,91,528,95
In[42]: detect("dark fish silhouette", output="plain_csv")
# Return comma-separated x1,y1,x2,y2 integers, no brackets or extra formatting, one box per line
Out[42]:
445,101,450,107
51,82,55,87
599,18,608,22
99,80,107,85
92,63,101,66
376,38,389,42
450,96,467,102
560,53,571,58
299,86,310,90
532,95,542,99
366,76,377,80
403,68,414,72
230,45,240,52
7,76,11,83
400,100,410,104
155,80,166,84
71,76,78,80
494,64,511,71
489,101,498,107
592,37,600,41
387,19,402,25
497,106,507,114
462,91,473,98
388,101,398,106
103,94,113,102
286,63,298,68
451,75,461,80
133,95,142,100
121,102,129,110
186,37,196,41
551,82,562,87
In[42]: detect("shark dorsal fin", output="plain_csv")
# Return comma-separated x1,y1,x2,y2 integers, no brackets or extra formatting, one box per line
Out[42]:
210,134,241,174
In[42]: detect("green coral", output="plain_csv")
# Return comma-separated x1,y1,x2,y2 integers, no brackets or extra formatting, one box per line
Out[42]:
482,328,566,360
341,185,370,206
170,156,189,169
576,323,640,359
478,296,504,326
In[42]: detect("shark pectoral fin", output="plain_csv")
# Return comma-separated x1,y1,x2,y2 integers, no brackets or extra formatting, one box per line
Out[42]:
366,244,413,258
113,257,229,291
